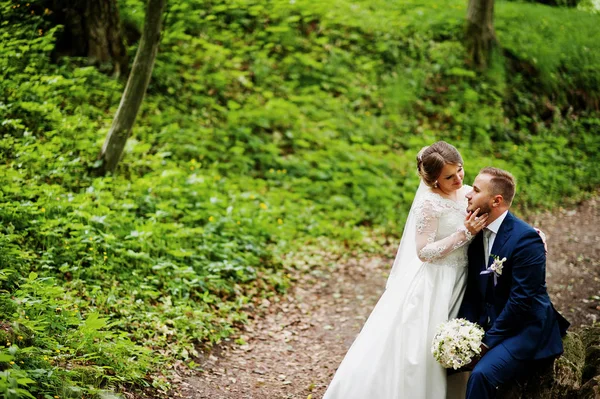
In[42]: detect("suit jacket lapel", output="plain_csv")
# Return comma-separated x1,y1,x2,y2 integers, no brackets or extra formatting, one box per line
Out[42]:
489,212,514,260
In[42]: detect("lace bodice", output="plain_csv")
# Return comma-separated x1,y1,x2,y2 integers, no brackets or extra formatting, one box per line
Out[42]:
414,186,472,268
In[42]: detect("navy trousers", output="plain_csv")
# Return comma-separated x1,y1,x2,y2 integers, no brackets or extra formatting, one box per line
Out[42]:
466,343,552,399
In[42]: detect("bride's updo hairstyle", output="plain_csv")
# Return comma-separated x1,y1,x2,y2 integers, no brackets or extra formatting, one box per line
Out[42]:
417,141,463,188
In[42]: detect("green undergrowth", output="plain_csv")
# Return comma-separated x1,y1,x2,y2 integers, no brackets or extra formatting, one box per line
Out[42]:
1,0,599,397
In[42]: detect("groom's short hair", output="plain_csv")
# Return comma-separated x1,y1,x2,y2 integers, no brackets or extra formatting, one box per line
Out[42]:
480,167,516,205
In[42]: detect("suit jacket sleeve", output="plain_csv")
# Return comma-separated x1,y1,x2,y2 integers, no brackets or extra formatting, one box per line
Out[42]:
482,230,546,349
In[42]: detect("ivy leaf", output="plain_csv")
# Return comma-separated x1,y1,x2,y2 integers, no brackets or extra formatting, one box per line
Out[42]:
82,313,109,332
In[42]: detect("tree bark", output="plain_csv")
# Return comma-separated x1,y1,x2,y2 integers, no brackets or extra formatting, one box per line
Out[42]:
465,0,497,69
52,0,128,77
97,0,166,175
85,0,129,77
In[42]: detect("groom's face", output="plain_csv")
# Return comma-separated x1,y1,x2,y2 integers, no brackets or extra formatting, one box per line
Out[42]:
465,173,494,214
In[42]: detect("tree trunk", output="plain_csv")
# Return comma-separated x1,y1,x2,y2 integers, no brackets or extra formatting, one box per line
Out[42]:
52,0,128,77
97,0,166,175
85,0,129,77
465,0,497,69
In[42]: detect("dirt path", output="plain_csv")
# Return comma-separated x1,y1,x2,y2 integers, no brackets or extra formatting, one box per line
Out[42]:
167,195,599,399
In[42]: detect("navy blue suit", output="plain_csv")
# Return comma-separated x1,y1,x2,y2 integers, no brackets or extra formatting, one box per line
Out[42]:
458,212,569,398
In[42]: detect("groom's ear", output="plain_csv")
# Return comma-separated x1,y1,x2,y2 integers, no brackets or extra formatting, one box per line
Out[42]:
492,194,504,207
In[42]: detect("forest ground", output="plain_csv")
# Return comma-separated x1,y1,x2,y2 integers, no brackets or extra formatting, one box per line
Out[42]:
160,193,599,399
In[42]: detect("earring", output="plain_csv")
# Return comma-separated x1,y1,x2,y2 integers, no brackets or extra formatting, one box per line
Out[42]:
434,181,438,188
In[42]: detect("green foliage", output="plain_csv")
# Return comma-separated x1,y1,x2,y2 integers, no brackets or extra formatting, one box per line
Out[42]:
0,0,599,397
497,2,600,109
577,0,600,13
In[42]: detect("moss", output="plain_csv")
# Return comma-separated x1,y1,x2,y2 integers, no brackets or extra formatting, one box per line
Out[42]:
581,326,600,350
498,333,585,399
577,375,600,399
552,333,585,392
583,345,600,384
579,326,600,386
563,332,587,370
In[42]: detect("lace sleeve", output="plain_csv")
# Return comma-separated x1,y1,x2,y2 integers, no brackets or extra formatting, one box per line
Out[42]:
415,199,473,262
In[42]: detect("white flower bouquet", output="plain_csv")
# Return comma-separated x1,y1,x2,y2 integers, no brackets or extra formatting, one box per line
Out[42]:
431,318,485,369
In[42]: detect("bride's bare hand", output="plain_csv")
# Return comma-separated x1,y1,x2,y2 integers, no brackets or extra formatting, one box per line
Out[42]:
534,227,548,254
464,208,488,235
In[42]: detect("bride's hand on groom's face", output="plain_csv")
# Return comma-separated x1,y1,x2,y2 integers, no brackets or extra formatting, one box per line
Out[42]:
464,208,489,235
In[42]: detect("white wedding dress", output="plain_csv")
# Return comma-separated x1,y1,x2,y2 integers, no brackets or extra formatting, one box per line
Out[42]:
324,183,472,399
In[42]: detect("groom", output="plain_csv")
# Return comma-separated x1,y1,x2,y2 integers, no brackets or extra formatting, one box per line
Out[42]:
458,167,570,399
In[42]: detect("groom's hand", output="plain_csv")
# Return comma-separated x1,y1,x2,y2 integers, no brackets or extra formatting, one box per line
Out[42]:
461,344,489,372
461,356,479,372
479,343,489,358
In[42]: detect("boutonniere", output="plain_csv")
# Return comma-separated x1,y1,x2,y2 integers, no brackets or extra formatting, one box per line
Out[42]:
489,254,506,276
480,254,506,286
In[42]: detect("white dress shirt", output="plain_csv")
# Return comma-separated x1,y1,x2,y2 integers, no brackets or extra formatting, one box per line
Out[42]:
483,210,509,263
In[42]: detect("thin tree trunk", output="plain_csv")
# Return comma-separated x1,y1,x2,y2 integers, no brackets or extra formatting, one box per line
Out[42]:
97,0,166,175
466,0,497,69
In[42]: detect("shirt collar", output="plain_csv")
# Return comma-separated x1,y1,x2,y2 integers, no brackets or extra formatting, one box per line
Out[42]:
486,210,509,235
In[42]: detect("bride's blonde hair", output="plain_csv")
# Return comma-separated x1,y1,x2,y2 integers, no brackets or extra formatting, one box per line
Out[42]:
417,141,463,188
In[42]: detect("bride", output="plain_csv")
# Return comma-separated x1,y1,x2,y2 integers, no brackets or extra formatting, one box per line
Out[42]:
323,141,488,399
